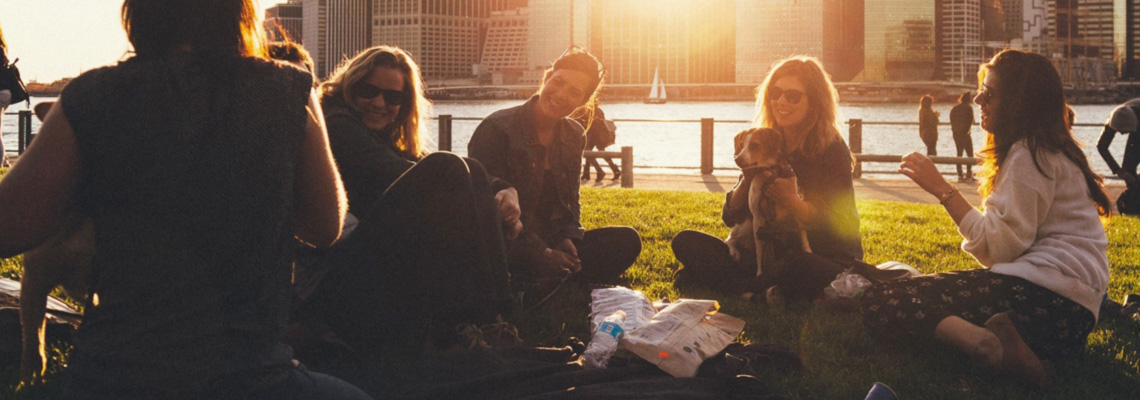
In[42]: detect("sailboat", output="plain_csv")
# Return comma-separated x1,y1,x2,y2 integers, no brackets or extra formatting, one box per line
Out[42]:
643,67,667,104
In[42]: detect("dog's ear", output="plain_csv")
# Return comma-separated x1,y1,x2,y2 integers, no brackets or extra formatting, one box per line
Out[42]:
734,129,753,154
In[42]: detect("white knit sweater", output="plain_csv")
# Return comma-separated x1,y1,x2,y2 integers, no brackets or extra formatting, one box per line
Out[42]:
958,140,1109,318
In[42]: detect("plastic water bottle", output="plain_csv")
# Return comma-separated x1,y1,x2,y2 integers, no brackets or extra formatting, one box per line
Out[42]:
583,310,626,368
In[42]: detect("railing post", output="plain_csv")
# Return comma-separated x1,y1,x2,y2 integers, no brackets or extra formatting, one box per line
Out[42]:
17,110,33,154
438,114,453,152
620,146,633,188
700,118,714,175
848,118,862,179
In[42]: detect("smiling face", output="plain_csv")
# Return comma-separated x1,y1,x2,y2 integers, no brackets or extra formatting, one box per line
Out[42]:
536,68,593,121
768,75,810,134
974,72,1001,133
352,66,407,131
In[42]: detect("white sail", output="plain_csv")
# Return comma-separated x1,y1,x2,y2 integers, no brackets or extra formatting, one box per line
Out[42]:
648,67,660,99
658,76,666,100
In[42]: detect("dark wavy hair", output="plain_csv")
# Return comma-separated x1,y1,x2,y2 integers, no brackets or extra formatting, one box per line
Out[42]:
122,0,265,58
976,49,1111,217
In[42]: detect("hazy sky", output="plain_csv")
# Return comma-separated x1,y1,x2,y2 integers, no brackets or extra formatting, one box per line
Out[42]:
1,1,279,82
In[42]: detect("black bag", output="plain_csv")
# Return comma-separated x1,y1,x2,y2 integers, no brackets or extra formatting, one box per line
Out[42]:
1118,186,1140,216
1,58,31,106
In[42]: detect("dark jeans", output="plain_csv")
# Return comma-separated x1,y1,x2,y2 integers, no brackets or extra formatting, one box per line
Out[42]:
862,269,1096,361
924,137,938,156
309,152,512,362
508,226,642,288
670,230,846,302
953,133,973,178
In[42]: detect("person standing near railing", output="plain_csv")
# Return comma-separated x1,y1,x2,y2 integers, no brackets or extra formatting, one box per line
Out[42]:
0,22,11,167
950,91,975,182
919,94,940,156
1097,98,1140,214
579,106,620,182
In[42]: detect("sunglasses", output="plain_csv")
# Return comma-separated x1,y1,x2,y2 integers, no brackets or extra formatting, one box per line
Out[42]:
352,81,407,104
978,85,997,102
768,86,804,105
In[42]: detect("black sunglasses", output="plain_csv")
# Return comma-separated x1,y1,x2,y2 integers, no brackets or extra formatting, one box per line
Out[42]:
352,81,407,104
768,86,804,105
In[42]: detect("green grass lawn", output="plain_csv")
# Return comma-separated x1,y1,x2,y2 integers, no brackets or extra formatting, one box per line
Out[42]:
3,183,1139,399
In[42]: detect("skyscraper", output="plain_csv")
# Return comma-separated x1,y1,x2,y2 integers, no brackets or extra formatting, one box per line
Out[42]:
938,0,983,83
1121,0,1140,79
373,1,492,80
481,8,530,74
735,0,864,84
528,0,574,70
302,0,371,78
265,0,303,42
1046,0,1116,84
586,0,736,85
864,0,937,81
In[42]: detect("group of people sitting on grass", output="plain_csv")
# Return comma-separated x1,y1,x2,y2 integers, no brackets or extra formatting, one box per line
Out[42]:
0,0,1118,397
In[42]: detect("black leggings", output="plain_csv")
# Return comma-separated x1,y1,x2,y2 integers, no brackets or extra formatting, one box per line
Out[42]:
861,269,1096,361
310,152,511,361
953,133,974,178
507,226,642,288
583,143,619,178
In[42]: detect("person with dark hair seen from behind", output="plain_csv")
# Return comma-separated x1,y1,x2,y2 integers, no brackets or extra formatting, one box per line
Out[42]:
862,49,1113,388
671,56,865,304
1097,98,1140,215
919,94,940,156
468,47,642,309
579,106,620,182
950,91,975,182
0,0,373,398
267,40,316,83
0,22,12,167
300,45,516,365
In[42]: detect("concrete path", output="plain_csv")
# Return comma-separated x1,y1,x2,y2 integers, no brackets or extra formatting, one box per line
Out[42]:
581,173,1128,205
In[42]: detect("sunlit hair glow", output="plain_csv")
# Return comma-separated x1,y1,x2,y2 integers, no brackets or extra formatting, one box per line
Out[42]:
0,22,7,65
121,0,266,58
976,49,1111,217
538,46,605,126
321,45,431,160
754,56,844,159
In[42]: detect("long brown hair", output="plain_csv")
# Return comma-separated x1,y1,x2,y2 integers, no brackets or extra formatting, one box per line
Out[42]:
321,46,430,160
754,56,845,160
976,49,1111,217
122,0,266,58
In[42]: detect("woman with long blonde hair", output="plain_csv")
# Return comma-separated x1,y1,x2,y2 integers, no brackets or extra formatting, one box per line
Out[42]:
672,56,863,303
302,45,517,364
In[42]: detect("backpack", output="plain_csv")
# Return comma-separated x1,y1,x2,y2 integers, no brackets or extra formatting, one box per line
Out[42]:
1,58,31,106
1118,186,1140,216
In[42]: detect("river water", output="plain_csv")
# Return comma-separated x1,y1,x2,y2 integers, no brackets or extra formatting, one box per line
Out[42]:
3,97,1127,177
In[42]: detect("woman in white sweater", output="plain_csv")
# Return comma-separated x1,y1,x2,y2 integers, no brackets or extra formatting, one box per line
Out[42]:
861,49,1113,388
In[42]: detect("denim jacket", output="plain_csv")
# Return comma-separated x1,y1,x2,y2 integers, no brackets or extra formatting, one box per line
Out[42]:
468,96,587,243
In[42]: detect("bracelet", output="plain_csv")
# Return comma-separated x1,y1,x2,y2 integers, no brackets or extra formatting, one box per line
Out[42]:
937,188,959,204
543,248,554,258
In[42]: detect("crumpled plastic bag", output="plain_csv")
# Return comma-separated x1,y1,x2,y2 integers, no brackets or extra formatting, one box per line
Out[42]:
620,299,745,378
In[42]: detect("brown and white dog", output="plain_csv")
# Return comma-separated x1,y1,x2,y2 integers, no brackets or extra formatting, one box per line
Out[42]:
723,128,811,302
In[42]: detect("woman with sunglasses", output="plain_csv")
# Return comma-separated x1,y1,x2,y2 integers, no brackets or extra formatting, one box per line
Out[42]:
672,56,863,303
862,49,1112,388
468,47,642,309
300,46,514,363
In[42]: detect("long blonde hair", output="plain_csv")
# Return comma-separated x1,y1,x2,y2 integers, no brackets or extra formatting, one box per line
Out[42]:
753,56,844,159
321,46,431,160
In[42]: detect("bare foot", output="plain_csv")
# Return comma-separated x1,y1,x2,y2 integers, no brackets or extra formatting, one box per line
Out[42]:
985,312,1050,388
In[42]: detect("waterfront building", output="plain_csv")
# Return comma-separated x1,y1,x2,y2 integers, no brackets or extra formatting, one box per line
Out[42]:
265,0,303,42
586,0,736,85
1122,0,1140,79
864,0,937,81
1045,0,1116,85
480,8,530,83
373,0,492,80
301,0,371,78
528,0,575,72
735,0,864,84
937,0,984,83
